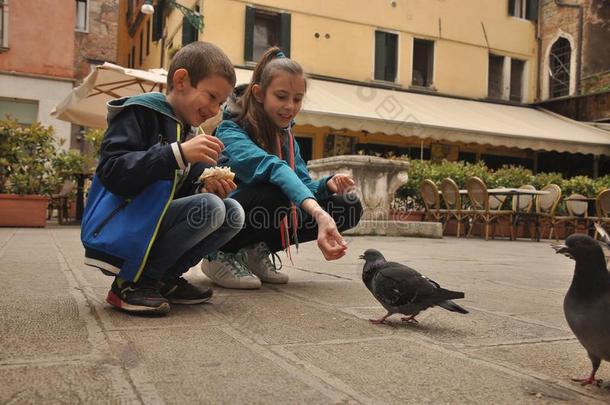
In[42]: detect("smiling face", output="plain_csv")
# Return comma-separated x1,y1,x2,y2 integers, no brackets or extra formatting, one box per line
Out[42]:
168,70,233,127
254,71,306,129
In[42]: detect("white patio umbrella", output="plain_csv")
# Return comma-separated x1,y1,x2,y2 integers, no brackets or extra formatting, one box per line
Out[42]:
51,62,168,129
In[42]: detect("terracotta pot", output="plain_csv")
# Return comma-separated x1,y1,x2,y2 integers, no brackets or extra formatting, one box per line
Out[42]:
390,210,425,222
0,194,50,227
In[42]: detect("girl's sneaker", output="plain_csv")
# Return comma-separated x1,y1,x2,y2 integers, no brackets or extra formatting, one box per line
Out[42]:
243,242,289,284
201,251,261,289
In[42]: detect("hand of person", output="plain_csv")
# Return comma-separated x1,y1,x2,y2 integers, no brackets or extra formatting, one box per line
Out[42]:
316,212,348,261
180,134,224,165
201,178,236,199
327,174,355,195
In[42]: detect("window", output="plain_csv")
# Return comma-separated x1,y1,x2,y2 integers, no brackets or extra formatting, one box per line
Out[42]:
0,98,39,125
139,30,144,66
488,54,505,99
510,59,525,102
146,19,150,55
549,37,571,98
244,6,291,62
0,0,8,50
508,0,538,21
75,0,88,31
181,15,198,46
295,137,313,162
374,31,398,82
412,38,434,87
152,0,165,42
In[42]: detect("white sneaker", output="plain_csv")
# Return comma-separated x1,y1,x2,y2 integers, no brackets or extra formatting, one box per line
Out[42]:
243,242,289,284
201,251,261,289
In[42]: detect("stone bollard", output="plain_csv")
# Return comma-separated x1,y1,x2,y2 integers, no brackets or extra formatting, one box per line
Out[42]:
308,156,441,238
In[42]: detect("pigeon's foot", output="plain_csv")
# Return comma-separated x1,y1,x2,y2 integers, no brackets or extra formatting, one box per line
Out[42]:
401,315,419,324
572,376,602,387
369,318,388,325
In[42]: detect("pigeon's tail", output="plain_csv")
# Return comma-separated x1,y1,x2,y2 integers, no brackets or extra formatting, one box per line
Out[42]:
438,288,465,301
438,300,469,314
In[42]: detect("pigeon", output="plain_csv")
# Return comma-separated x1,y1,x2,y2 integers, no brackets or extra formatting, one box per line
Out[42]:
553,233,610,386
359,249,468,325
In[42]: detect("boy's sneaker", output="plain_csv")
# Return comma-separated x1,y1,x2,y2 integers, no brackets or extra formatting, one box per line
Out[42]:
243,242,289,284
159,276,213,305
106,279,170,315
201,251,261,289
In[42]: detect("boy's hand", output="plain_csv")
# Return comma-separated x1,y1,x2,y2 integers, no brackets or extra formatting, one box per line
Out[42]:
181,134,224,165
201,178,236,199
327,174,355,195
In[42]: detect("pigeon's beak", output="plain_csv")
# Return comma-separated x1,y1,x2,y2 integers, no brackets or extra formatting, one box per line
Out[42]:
551,244,573,259
358,254,364,260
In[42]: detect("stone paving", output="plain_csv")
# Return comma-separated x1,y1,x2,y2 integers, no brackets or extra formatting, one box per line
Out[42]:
1,226,610,404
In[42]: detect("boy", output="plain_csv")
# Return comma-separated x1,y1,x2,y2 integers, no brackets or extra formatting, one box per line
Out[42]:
81,42,243,315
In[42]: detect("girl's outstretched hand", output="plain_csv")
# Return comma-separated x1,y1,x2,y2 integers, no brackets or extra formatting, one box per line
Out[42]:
316,213,348,260
327,174,355,195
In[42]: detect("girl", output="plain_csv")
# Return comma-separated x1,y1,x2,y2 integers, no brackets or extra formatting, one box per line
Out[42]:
201,47,362,289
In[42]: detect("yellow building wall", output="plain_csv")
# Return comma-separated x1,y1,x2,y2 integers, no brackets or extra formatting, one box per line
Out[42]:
120,0,539,102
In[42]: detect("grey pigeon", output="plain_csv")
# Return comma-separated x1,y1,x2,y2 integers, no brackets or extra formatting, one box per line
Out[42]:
553,233,610,386
360,249,468,324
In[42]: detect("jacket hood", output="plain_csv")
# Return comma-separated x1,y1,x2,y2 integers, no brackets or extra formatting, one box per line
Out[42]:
107,92,179,123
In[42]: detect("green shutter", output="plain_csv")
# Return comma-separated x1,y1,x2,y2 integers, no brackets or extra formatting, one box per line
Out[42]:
182,16,197,45
153,0,165,41
280,12,291,58
244,6,255,61
508,0,515,16
526,0,539,21
374,31,386,80
386,33,397,82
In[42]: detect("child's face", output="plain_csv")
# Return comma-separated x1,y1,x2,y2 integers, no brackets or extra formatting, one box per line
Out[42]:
258,72,306,129
171,72,233,127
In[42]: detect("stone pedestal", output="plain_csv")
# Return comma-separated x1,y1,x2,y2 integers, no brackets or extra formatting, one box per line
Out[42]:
308,155,440,238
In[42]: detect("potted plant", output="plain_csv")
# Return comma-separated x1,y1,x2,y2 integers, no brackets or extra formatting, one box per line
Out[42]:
0,118,60,227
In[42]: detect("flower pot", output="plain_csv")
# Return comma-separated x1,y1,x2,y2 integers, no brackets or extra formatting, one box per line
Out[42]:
0,194,50,227
390,210,425,222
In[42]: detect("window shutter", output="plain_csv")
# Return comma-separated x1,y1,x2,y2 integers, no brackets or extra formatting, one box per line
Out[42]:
526,0,539,21
374,31,386,80
279,12,291,57
244,6,255,61
508,0,516,16
153,0,165,41
386,33,397,82
182,16,197,45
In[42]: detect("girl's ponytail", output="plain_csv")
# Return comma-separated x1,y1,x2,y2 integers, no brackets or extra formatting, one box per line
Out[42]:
238,47,305,154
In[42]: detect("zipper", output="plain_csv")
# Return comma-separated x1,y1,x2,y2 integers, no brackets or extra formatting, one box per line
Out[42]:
92,199,129,237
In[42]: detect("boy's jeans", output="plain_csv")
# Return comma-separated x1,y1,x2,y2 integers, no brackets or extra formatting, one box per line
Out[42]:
142,193,244,281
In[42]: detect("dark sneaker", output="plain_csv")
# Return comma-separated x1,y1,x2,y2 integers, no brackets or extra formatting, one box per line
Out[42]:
160,277,213,305
106,279,170,315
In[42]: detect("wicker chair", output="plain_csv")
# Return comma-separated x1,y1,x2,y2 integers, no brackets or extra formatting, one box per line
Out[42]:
420,179,444,223
536,184,562,240
440,178,469,237
554,194,590,238
466,177,514,240
511,185,537,239
47,180,75,224
594,189,610,239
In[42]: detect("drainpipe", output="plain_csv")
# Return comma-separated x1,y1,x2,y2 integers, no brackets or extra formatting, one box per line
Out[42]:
536,0,543,101
554,0,584,95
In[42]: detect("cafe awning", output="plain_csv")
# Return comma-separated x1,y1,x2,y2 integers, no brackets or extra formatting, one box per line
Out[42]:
237,68,610,156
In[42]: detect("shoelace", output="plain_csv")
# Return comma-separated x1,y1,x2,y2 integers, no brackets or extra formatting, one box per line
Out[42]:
255,243,283,273
222,252,252,277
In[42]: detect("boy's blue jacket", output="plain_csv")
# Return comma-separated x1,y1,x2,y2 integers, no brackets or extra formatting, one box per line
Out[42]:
215,87,333,205
81,92,206,282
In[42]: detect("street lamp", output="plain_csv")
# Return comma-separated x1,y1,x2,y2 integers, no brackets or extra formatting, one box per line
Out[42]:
140,0,203,32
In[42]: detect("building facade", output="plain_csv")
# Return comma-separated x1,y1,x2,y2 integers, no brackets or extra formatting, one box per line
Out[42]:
118,0,610,176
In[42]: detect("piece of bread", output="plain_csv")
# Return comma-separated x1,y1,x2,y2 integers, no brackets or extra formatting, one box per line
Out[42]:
199,166,235,182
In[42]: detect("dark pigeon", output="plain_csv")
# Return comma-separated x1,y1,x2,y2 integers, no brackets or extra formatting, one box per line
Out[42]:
553,233,610,386
360,249,468,325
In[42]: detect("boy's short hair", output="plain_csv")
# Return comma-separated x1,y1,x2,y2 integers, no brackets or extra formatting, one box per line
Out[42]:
167,42,236,91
